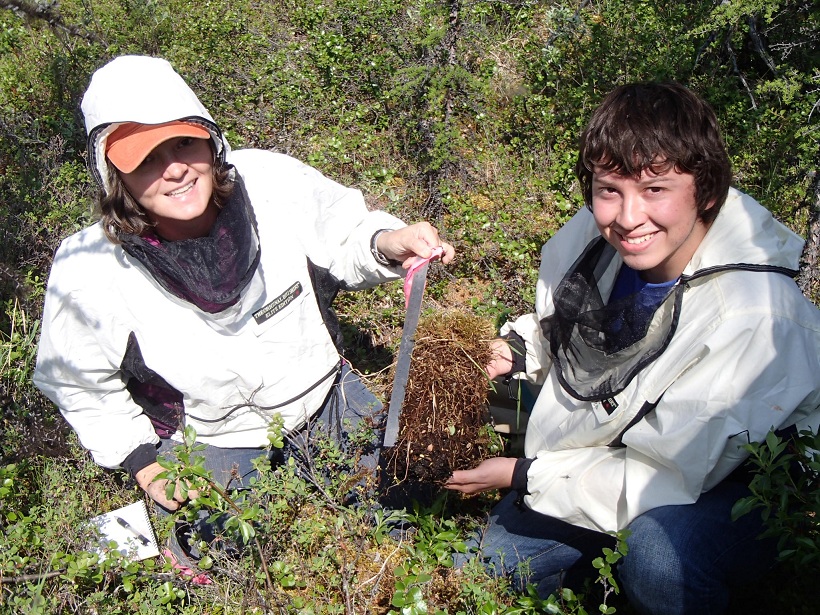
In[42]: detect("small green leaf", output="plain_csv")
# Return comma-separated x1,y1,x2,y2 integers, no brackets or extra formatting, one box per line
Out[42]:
730,497,757,521
183,424,198,447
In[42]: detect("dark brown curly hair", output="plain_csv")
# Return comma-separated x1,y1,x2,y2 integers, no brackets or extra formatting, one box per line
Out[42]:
576,82,732,224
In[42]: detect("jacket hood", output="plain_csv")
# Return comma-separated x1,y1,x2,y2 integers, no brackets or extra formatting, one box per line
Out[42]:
81,55,230,194
685,188,804,276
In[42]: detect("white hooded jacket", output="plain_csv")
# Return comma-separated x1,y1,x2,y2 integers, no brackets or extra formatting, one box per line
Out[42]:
503,189,820,532
34,56,405,468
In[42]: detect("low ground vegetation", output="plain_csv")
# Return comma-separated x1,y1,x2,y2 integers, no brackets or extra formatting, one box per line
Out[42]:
1,0,818,612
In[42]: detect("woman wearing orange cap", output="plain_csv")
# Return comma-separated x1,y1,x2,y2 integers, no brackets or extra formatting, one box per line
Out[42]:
33,55,454,564
103,121,223,242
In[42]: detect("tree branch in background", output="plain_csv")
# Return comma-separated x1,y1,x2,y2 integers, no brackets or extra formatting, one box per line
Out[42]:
725,32,757,110
797,167,820,303
747,15,778,75
420,0,463,220
0,262,28,301
0,0,101,43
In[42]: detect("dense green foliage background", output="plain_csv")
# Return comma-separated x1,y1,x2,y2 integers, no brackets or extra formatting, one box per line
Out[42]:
0,0,818,612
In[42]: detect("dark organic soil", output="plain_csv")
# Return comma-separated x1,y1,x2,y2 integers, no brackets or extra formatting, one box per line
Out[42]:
382,310,498,485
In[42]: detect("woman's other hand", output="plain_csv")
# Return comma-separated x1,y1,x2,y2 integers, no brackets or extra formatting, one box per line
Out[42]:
135,461,200,511
486,338,514,380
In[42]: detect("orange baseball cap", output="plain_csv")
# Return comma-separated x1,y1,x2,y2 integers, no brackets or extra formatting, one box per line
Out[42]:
105,120,211,173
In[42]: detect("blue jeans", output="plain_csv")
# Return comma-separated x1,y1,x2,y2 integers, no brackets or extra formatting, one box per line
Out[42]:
464,480,777,615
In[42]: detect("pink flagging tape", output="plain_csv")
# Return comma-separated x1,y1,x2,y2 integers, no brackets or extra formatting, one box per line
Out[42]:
403,246,444,308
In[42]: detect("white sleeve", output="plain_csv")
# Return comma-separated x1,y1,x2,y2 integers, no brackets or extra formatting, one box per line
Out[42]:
233,150,407,289
304,162,407,288
33,248,158,469
500,312,552,385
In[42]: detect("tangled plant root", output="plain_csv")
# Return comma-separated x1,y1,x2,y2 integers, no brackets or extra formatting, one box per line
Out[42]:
383,310,499,485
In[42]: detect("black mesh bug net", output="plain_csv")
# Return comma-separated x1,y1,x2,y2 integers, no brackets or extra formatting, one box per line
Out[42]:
541,236,683,402
119,173,260,314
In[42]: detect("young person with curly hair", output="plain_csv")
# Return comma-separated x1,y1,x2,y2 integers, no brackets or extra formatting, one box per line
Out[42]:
447,82,820,615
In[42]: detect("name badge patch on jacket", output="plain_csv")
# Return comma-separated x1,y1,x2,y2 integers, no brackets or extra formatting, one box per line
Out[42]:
253,282,303,325
591,397,620,418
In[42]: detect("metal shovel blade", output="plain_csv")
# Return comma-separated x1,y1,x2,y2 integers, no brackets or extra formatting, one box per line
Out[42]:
382,260,429,448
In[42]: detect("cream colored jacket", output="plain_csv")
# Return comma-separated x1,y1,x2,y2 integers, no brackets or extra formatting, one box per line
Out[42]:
34,149,403,468
503,189,820,532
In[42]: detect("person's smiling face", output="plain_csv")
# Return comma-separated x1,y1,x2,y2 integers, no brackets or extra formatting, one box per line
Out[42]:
119,136,216,241
591,166,713,283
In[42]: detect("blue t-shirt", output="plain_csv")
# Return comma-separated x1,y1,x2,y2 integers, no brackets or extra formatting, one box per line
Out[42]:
605,265,678,350
610,265,678,303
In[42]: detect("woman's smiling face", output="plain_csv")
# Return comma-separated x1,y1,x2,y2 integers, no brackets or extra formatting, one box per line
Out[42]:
119,136,217,241
591,166,713,283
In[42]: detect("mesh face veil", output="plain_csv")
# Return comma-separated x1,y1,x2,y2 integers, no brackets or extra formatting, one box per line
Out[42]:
541,236,684,402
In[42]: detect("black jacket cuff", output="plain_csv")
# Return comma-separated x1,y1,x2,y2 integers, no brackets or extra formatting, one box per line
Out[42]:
121,443,160,478
511,457,534,493
501,331,527,377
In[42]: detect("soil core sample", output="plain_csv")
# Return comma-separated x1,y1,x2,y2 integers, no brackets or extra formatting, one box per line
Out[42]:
382,310,502,485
